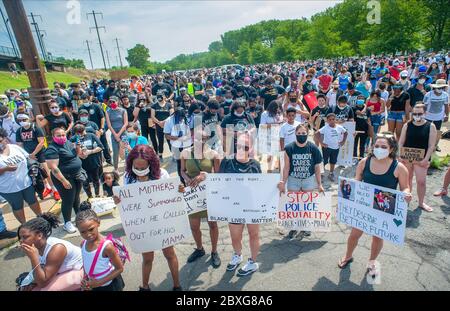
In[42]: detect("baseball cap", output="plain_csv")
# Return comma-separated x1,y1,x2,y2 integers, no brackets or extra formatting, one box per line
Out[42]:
418,65,427,73
78,109,89,115
244,77,251,83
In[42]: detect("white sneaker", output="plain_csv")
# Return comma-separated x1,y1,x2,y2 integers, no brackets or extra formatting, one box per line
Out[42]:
63,222,77,234
237,258,259,276
226,253,243,271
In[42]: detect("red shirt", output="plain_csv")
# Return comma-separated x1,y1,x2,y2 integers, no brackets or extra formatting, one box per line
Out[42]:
318,74,332,91
367,100,381,113
389,66,400,80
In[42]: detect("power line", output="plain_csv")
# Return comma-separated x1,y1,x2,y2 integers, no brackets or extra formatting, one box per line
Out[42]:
114,38,123,67
0,6,19,57
105,49,111,69
28,12,47,61
85,40,94,69
87,10,107,71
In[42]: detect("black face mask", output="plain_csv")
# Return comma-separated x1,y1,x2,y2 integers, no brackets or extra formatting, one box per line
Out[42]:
296,134,308,144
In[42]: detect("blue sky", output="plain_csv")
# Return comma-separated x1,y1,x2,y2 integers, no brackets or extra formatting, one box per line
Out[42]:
0,0,339,69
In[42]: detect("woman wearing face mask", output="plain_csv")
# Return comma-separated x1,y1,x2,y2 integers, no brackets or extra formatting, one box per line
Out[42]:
338,134,412,276
283,90,309,124
17,213,83,291
399,104,437,212
278,124,324,239
366,90,385,137
36,99,73,137
133,93,152,143
386,84,411,139
119,122,149,160
0,128,42,224
151,94,173,159
105,97,128,173
113,144,182,291
45,127,84,234
352,96,372,159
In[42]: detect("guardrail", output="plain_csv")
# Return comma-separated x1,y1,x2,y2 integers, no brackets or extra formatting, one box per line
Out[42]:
0,45,19,58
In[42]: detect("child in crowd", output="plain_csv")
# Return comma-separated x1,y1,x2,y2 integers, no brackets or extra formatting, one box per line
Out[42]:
75,202,125,291
314,113,348,181
102,171,120,197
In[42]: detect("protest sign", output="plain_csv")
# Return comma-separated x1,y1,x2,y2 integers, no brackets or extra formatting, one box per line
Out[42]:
206,174,279,224
337,121,355,166
304,91,318,111
337,177,407,246
257,124,280,156
89,197,116,217
113,177,191,253
278,191,332,232
109,70,129,81
399,147,425,163
183,184,207,215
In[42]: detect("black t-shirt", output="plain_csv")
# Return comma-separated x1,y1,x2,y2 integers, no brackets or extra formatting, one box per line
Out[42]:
220,101,233,116
259,86,285,110
407,86,425,108
202,112,221,138
16,125,45,155
218,157,262,174
69,133,104,171
311,106,329,129
152,83,173,97
45,113,72,131
285,141,323,179
103,181,119,197
390,92,410,112
331,105,354,122
123,104,135,122
86,104,104,129
302,81,317,96
220,112,255,132
151,102,172,121
74,121,99,136
45,141,82,176
352,106,371,132
246,105,264,128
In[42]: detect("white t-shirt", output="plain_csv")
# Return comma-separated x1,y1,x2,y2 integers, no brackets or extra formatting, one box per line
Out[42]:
40,237,83,274
380,90,389,103
163,116,192,149
0,114,20,144
260,111,283,125
0,144,32,193
279,121,300,148
326,90,339,109
319,124,347,150
286,103,307,123
423,91,449,121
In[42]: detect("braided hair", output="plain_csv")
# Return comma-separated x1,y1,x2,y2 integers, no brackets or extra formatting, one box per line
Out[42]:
75,201,99,226
18,213,60,239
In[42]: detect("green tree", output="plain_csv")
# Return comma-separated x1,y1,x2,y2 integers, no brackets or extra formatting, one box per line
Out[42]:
237,42,252,64
251,42,272,64
420,0,450,50
272,36,295,62
126,44,150,70
208,41,223,52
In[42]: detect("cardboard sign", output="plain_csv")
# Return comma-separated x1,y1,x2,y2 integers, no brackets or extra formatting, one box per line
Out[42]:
89,197,116,217
278,191,332,232
110,70,129,81
113,178,191,253
337,177,407,246
400,147,425,162
206,174,279,224
183,184,207,215
337,121,355,167
304,92,318,111
257,124,280,156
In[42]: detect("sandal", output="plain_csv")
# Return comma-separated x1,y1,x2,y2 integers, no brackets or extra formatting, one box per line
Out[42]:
419,204,433,212
433,188,448,197
338,257,353,269
366,262,379,278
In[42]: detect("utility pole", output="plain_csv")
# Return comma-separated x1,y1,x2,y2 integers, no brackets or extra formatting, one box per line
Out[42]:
0,6,19,57
2,0,51,115
28,12,47,61
85,40,94,69
114,38,123,68
105,49,111,69
87,10,107,71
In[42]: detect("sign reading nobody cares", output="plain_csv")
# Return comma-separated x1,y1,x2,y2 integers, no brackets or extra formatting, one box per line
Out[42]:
400,147,425,162
113,178,191,253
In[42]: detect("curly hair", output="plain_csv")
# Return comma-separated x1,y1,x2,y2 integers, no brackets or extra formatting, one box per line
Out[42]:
125,144,160,183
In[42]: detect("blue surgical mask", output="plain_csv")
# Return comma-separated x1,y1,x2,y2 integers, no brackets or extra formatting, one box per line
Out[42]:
80,117,89,123
356,99,365,106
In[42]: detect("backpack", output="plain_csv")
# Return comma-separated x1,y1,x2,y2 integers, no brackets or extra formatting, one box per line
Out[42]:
27,159,47,199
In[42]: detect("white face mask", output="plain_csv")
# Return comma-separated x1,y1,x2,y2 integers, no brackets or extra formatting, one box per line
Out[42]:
418,79,426,85
434,89,443,95
373,147,389,160
132,166,150,177
50,107,60,113
234,111,244,117
413,116,423,122
20,121,31,128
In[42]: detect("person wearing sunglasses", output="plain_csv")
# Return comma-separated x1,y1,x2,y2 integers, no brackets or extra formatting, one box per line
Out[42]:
338,133,412,277
398,104,437,212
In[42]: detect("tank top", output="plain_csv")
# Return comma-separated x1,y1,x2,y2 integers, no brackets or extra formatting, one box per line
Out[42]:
39,237,83,274
362,157,399,190
107,107,125,132
185,150,213,179
367,100,381,113
404,121,431,155
82,239,114,285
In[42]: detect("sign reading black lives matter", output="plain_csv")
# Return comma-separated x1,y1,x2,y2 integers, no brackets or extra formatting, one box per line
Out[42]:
206,174,279,224
113,178,191,253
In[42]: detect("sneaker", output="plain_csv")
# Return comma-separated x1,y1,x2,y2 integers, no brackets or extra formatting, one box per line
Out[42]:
295,231,312,239
211,252,221,268
172,286,183,291
237,259,259,276
0,230,17,240
226,253,243,271
63,222,77,234
187,248,205,263
138,286,151,291
53,191,61,201
42,188,52,199
287,230,298,240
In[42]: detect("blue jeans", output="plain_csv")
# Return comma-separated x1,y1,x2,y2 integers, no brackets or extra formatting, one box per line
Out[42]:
0,207,6,232
370,114,382,135
110,133,121,170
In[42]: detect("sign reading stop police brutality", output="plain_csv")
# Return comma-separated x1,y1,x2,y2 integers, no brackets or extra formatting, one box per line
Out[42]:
278,191,332,232
183,184,207,215
206,174,279,224
337,121,355,166
337,177,407,246
113,177,191,253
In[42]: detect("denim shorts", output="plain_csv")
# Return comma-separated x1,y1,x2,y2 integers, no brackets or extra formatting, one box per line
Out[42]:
0,185,37,211
387,111,405,122
287,175,318,191
370,114,382,126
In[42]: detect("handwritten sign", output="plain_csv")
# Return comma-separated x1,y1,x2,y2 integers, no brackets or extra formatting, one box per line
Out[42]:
183,184,207,215
257,124,280,156
206,174,279,224
278,191,332,232
109,70,129,81
89,197,116,217
337,177,407,246
113,178,191,253
400,147,425,162
337,121,355,166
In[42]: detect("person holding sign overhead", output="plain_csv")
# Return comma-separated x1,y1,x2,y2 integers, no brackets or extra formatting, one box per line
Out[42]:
338,134,411,277
398,104,437,212
113,145,182,291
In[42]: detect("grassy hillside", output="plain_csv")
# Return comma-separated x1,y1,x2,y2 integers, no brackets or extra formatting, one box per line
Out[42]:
0,71,83,92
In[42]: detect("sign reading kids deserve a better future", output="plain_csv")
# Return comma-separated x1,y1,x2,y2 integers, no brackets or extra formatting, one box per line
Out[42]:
113,177,191,253
337,177,407,246
206,174,279,224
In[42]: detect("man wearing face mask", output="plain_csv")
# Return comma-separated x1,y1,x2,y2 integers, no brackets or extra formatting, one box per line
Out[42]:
259,77,285,110
423,79,449,132
89,79,105,102
221,102,256,155
152,76,174,101
0,105,20,144
219,90,234,119
242,77,257,98
352,96,372,159
74,109,99,136
103,80,119,102
246,95,263,129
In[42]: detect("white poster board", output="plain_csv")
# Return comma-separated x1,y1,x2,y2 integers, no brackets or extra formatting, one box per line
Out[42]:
337,177,407,246
206,174,279,224
337,121,355,166
278,191,332,232
113,178,191,253
183,184,207,215
89,197,116,217
257,124,280,156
